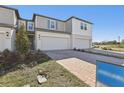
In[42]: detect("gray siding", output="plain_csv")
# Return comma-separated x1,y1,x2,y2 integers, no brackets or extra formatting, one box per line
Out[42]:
0,7,17,25
35,16,65,32
18,19,26,30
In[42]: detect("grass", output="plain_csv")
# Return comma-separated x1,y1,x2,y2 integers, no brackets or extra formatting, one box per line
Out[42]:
111,48,124,52
95,44,124,52
0,60,89,87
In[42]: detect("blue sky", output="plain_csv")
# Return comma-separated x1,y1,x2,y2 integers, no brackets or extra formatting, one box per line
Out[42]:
7,5,124,42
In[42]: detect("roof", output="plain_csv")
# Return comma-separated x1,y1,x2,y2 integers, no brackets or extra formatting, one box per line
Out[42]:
33,13,65,22
0,6,93,24
66,16,93,24
33,14,93,24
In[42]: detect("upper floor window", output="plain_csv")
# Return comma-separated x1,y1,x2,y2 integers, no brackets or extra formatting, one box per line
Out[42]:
80,23,83,30
80,22,87,30
84,24,87,30
48,20,57,30
27,21,34,31
51,21,55,28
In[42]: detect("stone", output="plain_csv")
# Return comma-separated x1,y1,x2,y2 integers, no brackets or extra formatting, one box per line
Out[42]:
38,69,49,77
37,75,47,84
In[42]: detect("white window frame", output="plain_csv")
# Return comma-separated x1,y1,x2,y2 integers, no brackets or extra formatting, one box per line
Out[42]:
27,21,34,31
80,22,83,30
48,20,57,30
84,24,87,30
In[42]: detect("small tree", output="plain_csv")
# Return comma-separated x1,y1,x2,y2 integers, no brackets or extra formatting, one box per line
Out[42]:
16,25,29,54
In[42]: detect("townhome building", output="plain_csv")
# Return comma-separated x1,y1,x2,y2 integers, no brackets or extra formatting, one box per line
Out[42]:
0,6,93,51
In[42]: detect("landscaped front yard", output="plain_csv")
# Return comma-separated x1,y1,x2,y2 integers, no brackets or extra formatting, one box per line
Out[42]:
0,50,88,87
95,44,124,52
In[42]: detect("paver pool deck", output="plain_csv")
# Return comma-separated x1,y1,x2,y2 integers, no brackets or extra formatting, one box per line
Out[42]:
45,50,124,87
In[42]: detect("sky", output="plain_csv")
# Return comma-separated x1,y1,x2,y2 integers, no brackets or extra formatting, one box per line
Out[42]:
7,5,124,42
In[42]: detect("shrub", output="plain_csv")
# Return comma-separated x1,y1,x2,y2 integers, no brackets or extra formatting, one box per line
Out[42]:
2,49,10,58
94,45,99,48
37,49,42,54
81,49,85,52
101,47,107,50
16,25,29,54
101,47,112,50
74,48,76,51
107,47,112,50
77,49,81,51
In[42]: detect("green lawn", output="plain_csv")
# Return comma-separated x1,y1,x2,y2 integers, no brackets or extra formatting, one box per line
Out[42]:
0,60,89,87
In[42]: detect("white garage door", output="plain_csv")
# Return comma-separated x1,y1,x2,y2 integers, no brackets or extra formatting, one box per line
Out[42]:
40,36,70,50
0,33,5,51
75,38,90,49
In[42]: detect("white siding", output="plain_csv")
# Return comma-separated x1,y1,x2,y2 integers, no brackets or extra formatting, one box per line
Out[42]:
57,21,65,31
72,18,92,36
0,7,17,25
0,27,15,51
65,19,72,33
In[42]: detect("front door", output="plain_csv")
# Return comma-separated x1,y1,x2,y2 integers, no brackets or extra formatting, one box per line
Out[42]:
28,35,34,50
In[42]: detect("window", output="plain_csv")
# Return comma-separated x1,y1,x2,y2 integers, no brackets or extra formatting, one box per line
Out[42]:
80,23,83,30
84,24,87,30
48,20,57,30
51,21,55,28
27,22,34,31
80,22,87,30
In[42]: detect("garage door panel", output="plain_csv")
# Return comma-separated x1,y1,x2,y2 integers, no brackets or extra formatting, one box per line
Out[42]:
41,36,69,50
75,38,89,49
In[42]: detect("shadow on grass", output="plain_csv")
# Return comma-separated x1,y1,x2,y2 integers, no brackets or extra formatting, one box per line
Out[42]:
0,51,51,76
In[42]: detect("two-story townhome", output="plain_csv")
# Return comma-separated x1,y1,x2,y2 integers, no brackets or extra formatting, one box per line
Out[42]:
0,6,93,51
0,6,19,51
34,14,92,50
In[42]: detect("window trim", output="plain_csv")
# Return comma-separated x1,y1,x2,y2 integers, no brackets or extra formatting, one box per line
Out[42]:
80,22,83,30
27,21,34,31
48,19,57,30
84,24,87,30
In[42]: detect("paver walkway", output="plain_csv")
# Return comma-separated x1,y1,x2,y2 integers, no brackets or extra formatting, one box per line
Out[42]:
57,58,96,87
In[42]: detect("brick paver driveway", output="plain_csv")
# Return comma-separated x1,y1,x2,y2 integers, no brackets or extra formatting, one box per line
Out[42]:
44,50,124,87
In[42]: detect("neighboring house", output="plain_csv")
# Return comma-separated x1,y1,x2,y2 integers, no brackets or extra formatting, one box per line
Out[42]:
0,6,93,51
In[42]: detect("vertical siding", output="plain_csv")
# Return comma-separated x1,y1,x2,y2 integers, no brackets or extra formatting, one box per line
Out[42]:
65,19,72,33
57,21,65,31
18,20,27,30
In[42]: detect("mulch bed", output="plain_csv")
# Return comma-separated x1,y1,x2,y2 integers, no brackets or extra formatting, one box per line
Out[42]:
0,50,51,76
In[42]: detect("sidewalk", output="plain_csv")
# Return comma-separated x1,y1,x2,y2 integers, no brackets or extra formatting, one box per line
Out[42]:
57,58,96,87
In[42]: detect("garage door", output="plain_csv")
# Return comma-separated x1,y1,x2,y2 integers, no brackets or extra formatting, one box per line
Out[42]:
0,33,5,51
75,38,90,49
40,36,70,50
